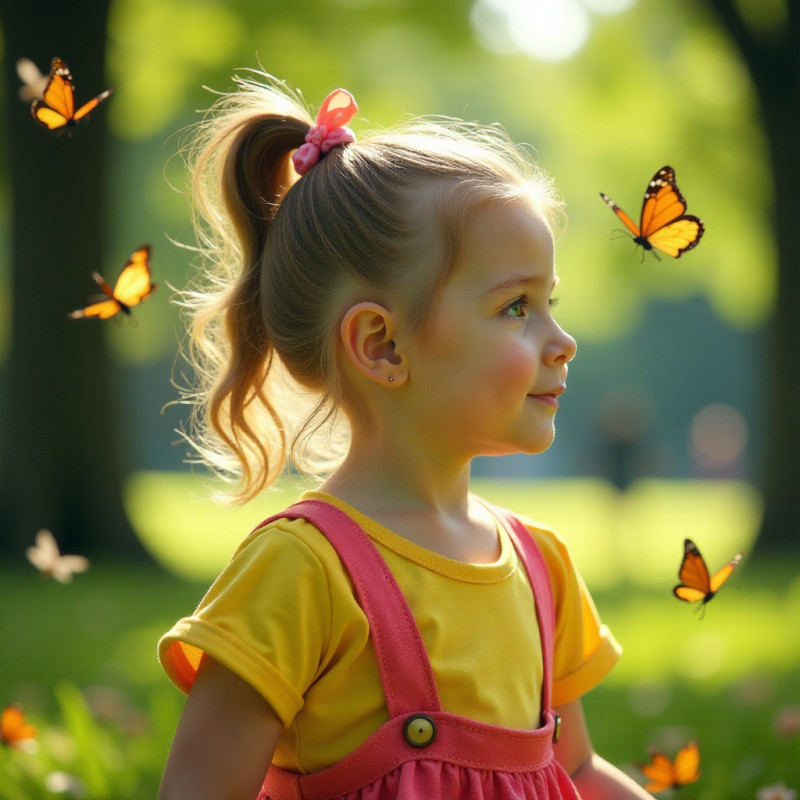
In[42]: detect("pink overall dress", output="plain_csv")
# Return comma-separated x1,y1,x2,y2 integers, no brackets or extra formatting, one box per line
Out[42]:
256,499,580,800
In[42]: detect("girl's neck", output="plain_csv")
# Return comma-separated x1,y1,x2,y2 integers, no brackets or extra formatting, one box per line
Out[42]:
320,430,473,519
320,430,502,565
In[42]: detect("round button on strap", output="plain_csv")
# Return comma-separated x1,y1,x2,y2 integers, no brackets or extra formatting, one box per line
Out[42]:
403,714,437,748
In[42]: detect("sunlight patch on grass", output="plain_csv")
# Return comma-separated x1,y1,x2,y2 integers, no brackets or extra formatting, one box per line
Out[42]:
127,472,762,590
473,477,761,590
125,471,315,580
615,479,760,587
602,579,800,688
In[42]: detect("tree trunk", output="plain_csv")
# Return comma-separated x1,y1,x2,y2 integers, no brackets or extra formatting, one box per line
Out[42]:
704,0,800,553
0,1,151,559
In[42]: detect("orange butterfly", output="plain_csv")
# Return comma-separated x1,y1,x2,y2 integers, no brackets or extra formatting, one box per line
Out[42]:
31,57,113,131
1,704,37,750
26,529,90,583
69,245,156,320
640,741,701,793
600,166,705,259
673,538,742,610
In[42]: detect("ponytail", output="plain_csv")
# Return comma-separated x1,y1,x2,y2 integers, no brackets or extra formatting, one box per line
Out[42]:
178,77,314,501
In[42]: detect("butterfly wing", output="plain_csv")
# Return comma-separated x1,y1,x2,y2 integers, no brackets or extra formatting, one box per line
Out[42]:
69,299,123,319
32,59,74,129
640,752,676,793
709,551,743,593
645,217,705,258
26,528,60,573
111,245,156,308
68,272,121,319
640,167,686,233
673,539,711,603
600,193,641,237
51,554,91,584
672,741,701,787
73,87,114,123
640,166,705,257
17,57,48,102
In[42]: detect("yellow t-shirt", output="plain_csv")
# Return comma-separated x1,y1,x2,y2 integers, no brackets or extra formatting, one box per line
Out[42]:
159,492,620,773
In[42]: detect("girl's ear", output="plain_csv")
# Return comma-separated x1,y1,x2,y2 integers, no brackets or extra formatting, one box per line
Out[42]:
340,302,408,387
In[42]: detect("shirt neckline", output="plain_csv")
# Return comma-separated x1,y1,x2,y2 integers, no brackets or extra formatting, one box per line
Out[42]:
300,491,517,584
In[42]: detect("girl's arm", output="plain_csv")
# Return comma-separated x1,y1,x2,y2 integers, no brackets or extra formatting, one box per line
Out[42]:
553,698,655,800
159,654,283,800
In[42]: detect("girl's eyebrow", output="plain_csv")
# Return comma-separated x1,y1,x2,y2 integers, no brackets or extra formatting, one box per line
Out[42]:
484,274,559,296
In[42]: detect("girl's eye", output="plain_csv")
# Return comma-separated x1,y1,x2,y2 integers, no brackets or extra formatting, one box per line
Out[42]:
549,296,560,308
503,295,529,319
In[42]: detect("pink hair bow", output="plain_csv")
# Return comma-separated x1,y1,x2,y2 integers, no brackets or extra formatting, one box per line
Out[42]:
292,89,358,176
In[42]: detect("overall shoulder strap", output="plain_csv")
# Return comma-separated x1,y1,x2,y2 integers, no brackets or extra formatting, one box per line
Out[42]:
482,504,556,713
254,500,441,717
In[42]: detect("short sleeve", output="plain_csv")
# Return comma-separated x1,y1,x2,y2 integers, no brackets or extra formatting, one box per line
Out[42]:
158,520,336,727
527,523,621,707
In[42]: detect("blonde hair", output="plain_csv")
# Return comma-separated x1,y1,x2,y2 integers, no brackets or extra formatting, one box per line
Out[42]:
177,71,561,502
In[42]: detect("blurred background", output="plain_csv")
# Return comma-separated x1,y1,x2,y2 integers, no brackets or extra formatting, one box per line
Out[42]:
1,1,798,798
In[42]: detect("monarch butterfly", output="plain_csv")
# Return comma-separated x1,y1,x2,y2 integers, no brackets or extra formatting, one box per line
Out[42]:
1,704,37,750
26,529,90,583
673,538,742,610
600,166,705,259
16,57,48,102
640,741,701,793
68,245,156,320
31,57,113,131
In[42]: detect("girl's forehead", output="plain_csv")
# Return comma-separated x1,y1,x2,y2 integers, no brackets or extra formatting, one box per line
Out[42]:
461,202,554,266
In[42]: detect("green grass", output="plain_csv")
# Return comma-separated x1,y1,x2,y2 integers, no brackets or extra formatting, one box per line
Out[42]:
2,474,797,798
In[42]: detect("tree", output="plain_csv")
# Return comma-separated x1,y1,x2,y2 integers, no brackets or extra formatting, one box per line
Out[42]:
0,0,151,559
701,0,800,553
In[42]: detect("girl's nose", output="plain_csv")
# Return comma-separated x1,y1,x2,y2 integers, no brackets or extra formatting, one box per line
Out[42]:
545,325,577,366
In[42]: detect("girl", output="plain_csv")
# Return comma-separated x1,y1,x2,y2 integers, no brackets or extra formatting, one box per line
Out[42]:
158,74,654,799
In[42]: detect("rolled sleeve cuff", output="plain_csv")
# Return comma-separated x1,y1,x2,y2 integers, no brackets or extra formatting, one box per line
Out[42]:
158,618,301,727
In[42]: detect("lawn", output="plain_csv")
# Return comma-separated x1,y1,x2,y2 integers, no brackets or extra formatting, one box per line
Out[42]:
2,474,798,799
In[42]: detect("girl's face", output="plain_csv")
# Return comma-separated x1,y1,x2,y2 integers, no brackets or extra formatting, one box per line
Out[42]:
401,199,576,464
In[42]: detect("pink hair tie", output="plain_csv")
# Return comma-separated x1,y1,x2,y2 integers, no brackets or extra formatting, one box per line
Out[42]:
292,89,358,176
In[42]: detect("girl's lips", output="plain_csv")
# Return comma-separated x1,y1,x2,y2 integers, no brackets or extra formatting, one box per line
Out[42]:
528,385,565,410
529,393,559,410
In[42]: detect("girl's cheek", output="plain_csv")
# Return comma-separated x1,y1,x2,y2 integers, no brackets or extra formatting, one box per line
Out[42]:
497,339,538,379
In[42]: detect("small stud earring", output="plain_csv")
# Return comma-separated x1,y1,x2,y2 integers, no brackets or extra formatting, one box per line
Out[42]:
388,375,394,382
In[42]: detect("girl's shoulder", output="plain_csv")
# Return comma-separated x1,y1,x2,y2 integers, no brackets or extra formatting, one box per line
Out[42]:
231,512,345,574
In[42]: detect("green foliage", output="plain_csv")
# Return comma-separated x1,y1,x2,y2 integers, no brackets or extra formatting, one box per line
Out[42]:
85,0,775,365
0,683,183,800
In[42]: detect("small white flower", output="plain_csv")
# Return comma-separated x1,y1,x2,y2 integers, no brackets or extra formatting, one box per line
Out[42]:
45,771,87,798
756,782,797,800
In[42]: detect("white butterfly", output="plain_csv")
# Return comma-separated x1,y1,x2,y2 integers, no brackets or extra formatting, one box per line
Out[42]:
16,58,48,102
26,529,90,583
